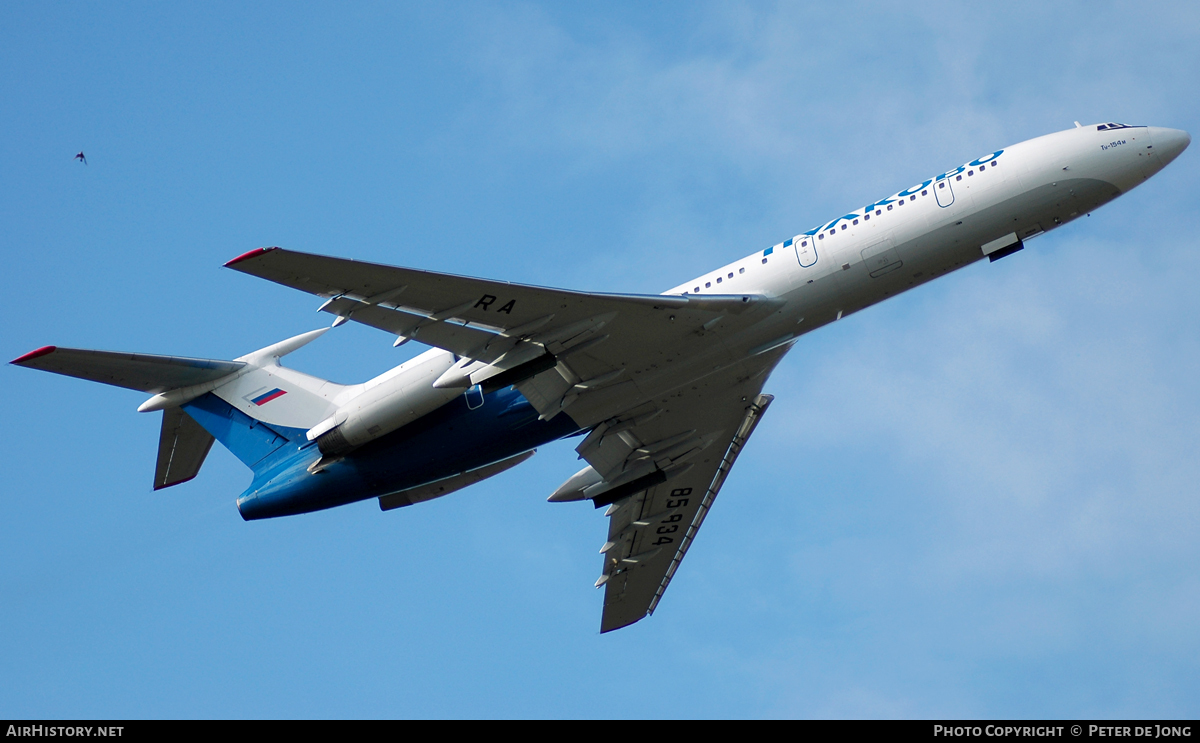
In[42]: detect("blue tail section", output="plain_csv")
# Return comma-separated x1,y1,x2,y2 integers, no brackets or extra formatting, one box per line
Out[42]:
183,393,307,471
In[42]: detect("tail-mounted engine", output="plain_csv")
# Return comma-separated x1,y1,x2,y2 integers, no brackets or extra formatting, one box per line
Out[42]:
307,349,462,457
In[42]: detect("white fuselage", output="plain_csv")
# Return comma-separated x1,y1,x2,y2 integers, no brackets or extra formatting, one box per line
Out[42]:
661,123,1188,377
187,124,1191,443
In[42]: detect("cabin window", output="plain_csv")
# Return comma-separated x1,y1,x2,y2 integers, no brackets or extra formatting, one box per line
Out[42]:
761,258,767,264
818,234,824,240
979,165,985,171
841,224,847,230
739,267,745,274
991,160,997,166
921,189,928,195
956,175,962,181
968,170,974,176
716,277,722,283
800,240,807,247
705,282,711,288
728,272,733,278
887,205,893,210
852,219,859,225
939,182,945,189
693,287,700,292
875,209,881,216
864,214,870,221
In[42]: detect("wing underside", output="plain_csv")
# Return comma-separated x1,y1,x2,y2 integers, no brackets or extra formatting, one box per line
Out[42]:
575,339,785,631
595,392,773,632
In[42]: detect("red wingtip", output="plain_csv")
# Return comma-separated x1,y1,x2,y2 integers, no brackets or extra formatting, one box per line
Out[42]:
11,346,56,364
224,246,278,268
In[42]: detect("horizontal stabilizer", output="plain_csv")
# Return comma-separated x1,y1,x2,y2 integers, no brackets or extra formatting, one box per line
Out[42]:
11,346,245,394
155,408,215,490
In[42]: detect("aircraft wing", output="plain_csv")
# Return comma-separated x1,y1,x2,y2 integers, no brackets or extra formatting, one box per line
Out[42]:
224,247,778,427
577,349,784,632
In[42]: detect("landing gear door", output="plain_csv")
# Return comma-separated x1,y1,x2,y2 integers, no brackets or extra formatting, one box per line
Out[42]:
794,234,818,268
935,175,955,207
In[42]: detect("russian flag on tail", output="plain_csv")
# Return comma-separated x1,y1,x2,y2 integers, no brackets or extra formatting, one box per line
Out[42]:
250,388,288,406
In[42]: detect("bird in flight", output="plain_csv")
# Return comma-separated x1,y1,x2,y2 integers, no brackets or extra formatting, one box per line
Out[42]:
75,152,87,165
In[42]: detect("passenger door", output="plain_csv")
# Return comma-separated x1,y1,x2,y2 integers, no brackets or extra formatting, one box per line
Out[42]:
794,234,818,268
934,176,955,207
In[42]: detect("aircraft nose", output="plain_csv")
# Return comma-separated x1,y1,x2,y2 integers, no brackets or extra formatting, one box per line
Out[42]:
1150,127,1191,167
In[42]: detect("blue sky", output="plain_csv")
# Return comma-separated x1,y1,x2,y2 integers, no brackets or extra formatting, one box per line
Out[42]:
3,1,1198,718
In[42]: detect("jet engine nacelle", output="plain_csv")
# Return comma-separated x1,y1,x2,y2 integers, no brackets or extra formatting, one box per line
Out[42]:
308,348,461,456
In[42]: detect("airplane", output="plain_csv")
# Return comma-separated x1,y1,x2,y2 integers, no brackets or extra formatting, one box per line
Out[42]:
12,122,1190,633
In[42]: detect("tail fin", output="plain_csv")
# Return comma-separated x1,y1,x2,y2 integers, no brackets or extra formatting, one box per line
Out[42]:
12,329,347,486
180,393,301,471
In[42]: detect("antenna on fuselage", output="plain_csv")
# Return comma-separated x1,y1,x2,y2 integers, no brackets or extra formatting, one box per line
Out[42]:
1074,121,1082,128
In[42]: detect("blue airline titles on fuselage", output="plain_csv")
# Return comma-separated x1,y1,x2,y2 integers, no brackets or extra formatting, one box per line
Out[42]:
766,149,1007,259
